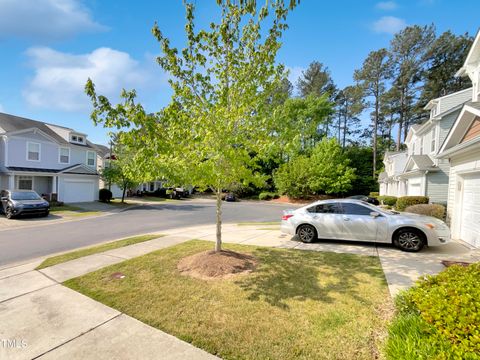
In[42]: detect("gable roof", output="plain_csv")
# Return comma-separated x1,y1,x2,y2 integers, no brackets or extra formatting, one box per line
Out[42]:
438,104,480,158
0,112,94,149
0,112,69,145
405,124,421,143
404,155,435,172
4,163,98,175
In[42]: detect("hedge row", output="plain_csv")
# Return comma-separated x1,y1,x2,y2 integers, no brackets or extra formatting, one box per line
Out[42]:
404,204,446,220
386,263,480,359
258,192,279,201
396,196,429,211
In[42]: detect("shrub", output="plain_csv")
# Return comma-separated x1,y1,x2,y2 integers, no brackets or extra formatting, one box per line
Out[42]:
258,192,279,201
396,196,429,211
369,192,379,198
404,204,445,220
99,188,113,203
377,195,397,206
386,263,480,359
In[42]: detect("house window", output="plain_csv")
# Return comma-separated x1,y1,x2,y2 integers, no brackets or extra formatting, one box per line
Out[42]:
150,182,155,191
86,151,96,167
59,148,70,164
412,143,415,155
18,176,33,190
71,134,85,144
431,127,436,152
420,138,424,154
27,142,40,161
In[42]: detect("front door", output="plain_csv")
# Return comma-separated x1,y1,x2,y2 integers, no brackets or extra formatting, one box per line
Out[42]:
338,202,385,242
305,202,344,240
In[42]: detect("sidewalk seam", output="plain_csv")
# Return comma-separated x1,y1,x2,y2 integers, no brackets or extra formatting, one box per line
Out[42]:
0,283,58,304
32,313,123,359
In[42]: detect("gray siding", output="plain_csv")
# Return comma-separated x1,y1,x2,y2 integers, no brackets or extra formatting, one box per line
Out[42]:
438,110,461,150
426,170,449,205
439,88,472,114
7,131,96,170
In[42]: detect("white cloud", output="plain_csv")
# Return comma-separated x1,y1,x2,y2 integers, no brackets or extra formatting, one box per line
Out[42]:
0,104,4,113
376,1,398,10
0,0,106,40
23,47,158,111
372,16,407,35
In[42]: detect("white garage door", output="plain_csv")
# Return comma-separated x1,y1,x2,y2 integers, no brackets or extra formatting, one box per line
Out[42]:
460,173,480,247
63,180,95,203
408,181,422,196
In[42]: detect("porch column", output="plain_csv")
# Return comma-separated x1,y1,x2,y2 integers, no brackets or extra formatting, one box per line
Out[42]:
8,175,14,190
51,176,57,194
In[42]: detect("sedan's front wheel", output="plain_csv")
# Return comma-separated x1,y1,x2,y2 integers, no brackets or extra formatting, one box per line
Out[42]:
297,224,317,243
5,207,14,219
394,228,425,252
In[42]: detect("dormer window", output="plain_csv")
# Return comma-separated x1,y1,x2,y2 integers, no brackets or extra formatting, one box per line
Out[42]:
420,138,424,154
70,134,85,144
431,127,436,153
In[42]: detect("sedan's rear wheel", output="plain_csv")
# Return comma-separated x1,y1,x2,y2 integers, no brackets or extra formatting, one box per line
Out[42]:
394,228,425,252
297,224,317,243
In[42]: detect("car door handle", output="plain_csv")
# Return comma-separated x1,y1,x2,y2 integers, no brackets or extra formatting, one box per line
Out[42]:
343,217,350,221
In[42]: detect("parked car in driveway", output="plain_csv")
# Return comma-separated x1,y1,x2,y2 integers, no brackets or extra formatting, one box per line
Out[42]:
281,199,450,252
347,195,380,205
0,190,50,219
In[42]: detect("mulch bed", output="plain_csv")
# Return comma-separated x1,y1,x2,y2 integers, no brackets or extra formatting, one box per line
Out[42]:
441,260,472,267
177,250,258,280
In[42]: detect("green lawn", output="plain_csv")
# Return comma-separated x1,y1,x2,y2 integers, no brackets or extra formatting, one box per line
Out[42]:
36,234,162,269
50,205,85,212
65,240,390,359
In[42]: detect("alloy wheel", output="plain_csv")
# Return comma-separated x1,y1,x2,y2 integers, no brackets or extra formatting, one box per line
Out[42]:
298,225,316,243
398,232,422,250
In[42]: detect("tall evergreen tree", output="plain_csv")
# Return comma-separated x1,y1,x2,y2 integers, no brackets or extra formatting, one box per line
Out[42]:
297,61,337,136
334,85,364,148
418,31,473,116
389,24,435,149
354,48,392,177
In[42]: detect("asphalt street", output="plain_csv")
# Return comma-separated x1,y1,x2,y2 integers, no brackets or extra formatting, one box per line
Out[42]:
0,200,296,266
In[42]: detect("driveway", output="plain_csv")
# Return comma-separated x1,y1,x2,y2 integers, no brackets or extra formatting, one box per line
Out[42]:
0,201,125,231
0,199,296,267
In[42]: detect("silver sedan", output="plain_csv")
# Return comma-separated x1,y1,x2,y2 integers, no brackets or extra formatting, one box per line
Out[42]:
281,199,450,252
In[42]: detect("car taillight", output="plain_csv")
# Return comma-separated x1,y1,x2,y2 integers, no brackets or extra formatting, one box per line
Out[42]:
282,214,293,221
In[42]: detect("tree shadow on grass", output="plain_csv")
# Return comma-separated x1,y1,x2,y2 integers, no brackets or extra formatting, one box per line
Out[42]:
235,247,386,309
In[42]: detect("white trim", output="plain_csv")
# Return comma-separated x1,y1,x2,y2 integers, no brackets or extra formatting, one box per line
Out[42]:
58,147,71,165
439,105,480,155
7,127,61,145
86,150,96,167
26,141,41,162
16,175,34,190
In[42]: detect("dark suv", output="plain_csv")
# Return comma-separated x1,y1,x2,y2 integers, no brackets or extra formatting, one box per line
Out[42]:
1,190,50,219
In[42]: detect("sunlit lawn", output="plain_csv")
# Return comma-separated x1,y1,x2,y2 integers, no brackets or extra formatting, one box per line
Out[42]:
37,234,162,269
65,240,390,360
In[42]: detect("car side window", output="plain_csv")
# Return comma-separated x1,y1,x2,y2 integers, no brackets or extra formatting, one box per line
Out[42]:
307,203,340,214
341,203,374,216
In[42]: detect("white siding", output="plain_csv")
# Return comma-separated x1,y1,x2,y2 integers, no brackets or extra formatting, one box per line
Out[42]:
446,149,480,239
438,88,472,114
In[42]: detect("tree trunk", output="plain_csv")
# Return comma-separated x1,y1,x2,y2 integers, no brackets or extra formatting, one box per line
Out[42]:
373,95,378,178
215,188,222,252
121,179,127,203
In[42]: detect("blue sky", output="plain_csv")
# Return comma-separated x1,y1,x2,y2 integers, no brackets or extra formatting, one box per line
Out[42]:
0,0,478,145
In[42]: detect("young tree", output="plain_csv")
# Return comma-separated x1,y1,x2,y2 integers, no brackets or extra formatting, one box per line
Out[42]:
86,0,298,252
389,25,435,149
334,85,365,148
100,137,142,203
274,138,355,198
354,48,392,177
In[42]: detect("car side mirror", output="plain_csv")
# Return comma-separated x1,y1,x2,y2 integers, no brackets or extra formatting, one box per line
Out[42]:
1,197,7,201
370,211,380,218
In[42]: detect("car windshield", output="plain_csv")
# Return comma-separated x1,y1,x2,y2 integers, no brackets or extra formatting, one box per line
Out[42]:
11,191,41,200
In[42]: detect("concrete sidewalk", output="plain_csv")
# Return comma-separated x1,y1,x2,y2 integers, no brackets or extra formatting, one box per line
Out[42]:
1,223,479,359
